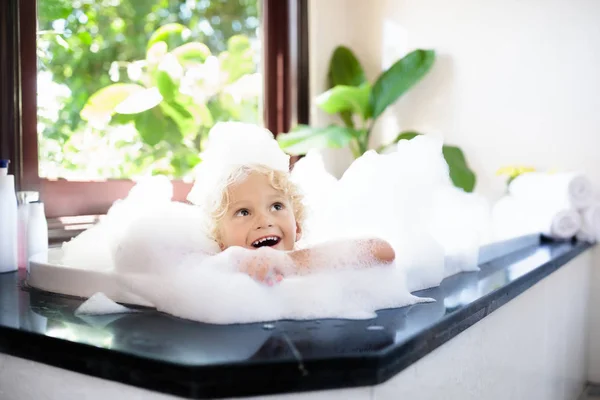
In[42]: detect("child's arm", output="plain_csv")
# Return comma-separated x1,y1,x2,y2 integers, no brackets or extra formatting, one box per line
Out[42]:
237,238,394,284
287,238,395,274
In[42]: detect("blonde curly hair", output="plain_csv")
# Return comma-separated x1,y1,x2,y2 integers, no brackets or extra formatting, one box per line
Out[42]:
208,164,305,244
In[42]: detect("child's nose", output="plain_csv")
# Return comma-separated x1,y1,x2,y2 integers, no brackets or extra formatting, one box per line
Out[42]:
255,213,274,229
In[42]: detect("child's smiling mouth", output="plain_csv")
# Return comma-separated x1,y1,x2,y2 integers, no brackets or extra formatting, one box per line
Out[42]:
251,236,282,248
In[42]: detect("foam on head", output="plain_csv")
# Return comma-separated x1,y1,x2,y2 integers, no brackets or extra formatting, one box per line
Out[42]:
187,122,290,207
186,122,305,243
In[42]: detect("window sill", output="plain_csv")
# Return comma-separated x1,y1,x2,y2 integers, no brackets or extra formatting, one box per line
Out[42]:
48,215,102,245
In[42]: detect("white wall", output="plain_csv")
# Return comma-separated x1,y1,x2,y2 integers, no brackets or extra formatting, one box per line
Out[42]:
308,0,600,201
589,245,600,382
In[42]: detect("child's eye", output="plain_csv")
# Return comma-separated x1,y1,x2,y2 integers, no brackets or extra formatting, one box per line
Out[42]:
271,202,284,211
235,208,250,217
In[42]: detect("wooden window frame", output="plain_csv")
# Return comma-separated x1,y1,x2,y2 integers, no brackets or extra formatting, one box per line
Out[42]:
0,0,309,218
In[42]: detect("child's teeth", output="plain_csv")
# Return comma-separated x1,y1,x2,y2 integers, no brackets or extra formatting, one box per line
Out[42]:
254,236,278,246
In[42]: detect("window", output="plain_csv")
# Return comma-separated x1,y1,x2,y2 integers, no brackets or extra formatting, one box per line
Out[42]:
0,0,308,218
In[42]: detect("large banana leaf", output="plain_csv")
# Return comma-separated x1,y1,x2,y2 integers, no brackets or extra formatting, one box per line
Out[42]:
370,49,435,120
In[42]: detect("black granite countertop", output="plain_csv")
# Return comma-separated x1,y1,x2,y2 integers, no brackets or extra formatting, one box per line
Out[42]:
0,239,592,399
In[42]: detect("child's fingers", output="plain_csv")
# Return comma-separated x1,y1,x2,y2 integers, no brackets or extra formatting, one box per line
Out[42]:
254,266,268,282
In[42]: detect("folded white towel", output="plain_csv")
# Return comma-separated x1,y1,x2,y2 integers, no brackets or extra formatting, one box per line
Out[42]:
509,172,594,210
492,196,581,241
577,203,600,243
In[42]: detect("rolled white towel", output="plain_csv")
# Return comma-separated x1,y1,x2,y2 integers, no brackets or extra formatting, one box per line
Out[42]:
492,195,581,241
509,172,594,210
548,209,583,239
577,203,600,243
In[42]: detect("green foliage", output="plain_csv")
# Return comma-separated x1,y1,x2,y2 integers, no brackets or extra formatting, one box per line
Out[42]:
315,84,371,121
277,125,358,156
326,46,367,129
147,23,191,50
442,145,476,193
37,0,260,180
278,46,478,192
327,46,366,88
369,50,435,120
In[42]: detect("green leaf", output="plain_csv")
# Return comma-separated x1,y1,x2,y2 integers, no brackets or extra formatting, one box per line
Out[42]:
392,131,422,143
328,46,366,88
155,69,177,101
277,125,357,156
376,131,422,153
38,0,72,20
180,95,214,128
316,84,372,120
134,107,180,146
147,23,191,50
192,103,214,127
170,149,202,177
339,111,354,128
134,108,166,146
163,122,183,145
77,31,93,46
80,83,145,123
228,35,251,53
111,113,137,125
160,100,196,138
172,42,211,64
220,35,254,83
370,49,435,120
442,145,476,192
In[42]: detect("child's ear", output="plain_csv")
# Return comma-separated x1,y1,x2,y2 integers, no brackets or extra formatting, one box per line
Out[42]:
295,222,302,242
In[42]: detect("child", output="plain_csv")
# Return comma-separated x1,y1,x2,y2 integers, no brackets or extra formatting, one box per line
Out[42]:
188,122,395,285
205,163,395,285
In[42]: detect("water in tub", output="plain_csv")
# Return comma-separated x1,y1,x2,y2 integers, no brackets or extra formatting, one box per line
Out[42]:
53,122,490,324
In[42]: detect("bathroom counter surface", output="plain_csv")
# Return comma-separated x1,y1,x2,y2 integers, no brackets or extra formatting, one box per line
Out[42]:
0,239,592,399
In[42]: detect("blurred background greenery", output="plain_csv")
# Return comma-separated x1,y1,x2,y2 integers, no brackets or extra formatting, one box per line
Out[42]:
37,0,261,180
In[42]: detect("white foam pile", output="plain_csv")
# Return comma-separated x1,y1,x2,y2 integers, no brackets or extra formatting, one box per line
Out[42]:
291,137,490,292
75,292,134,315
60,122,490,324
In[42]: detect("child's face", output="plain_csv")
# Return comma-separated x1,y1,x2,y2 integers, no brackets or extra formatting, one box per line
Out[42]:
217,172,301,251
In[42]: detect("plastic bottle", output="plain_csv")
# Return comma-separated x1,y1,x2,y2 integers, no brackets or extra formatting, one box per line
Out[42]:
17,200,28,270
26,201,48,270
16,191,39,270
0,159,18,273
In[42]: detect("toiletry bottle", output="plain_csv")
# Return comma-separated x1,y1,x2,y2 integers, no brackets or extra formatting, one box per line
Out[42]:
17,192,29,270
17,191,39,270
27,200,48,270
0,159,18,273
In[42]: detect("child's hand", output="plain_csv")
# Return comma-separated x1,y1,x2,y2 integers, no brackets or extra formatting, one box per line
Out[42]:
239,248,291,285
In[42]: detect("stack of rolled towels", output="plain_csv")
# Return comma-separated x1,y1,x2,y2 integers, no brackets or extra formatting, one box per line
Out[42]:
492,172,600,242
